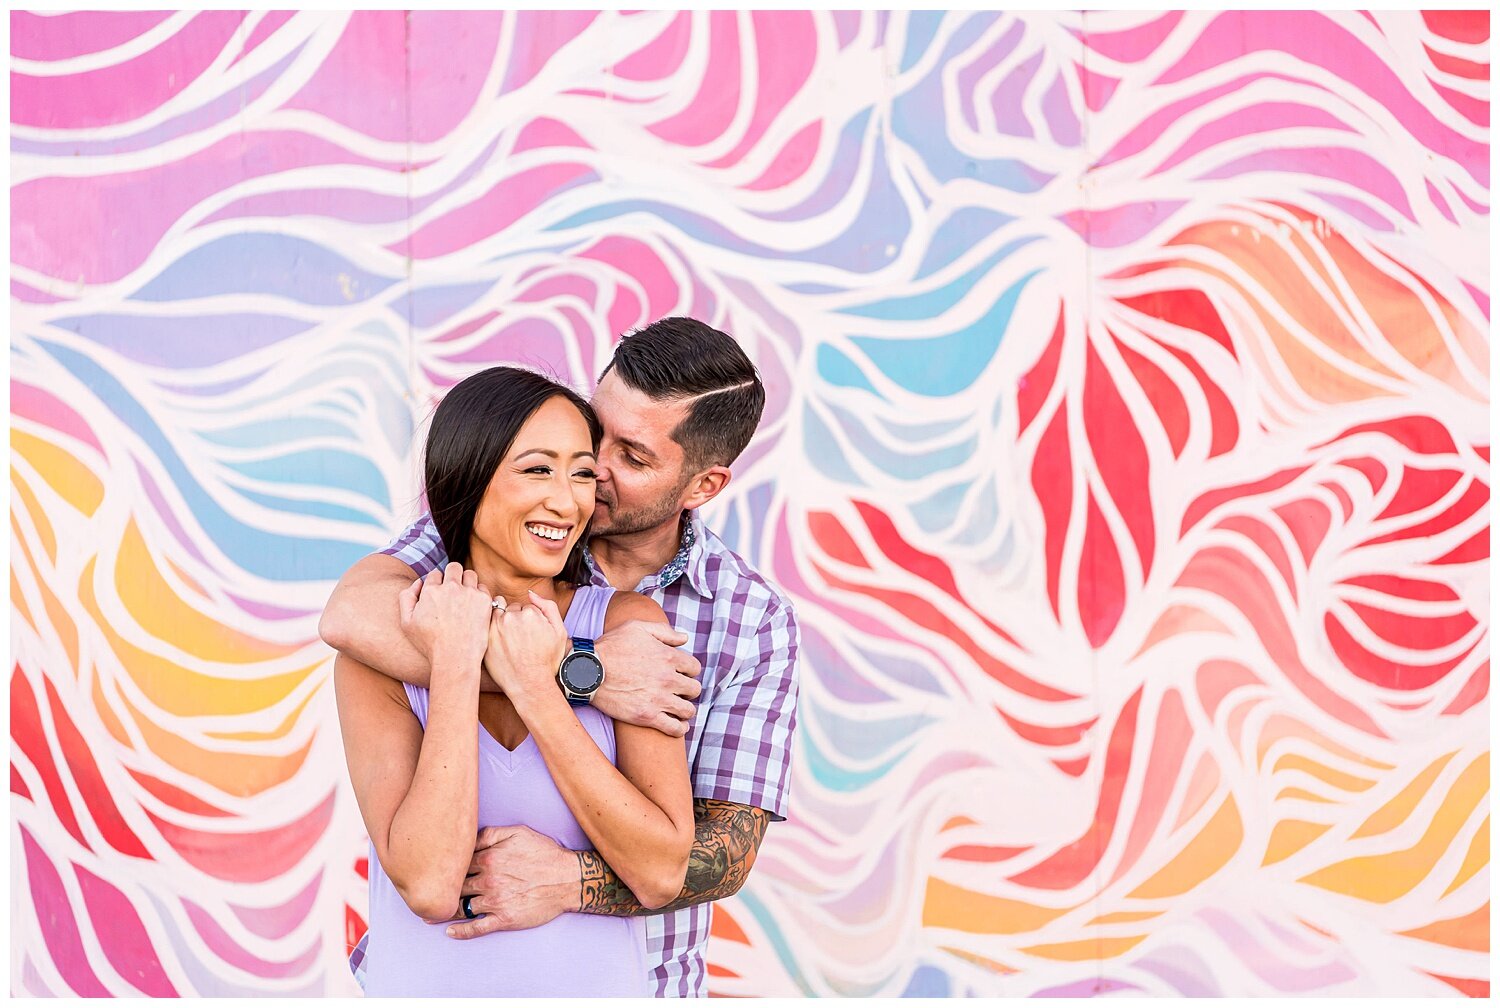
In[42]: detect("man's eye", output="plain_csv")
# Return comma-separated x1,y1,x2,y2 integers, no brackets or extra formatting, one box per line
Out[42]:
623,454,645,468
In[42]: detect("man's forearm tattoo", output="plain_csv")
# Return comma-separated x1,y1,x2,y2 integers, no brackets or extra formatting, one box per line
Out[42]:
577,798,771,917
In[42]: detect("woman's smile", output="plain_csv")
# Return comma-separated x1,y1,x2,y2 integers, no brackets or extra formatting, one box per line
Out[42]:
525,521,574,546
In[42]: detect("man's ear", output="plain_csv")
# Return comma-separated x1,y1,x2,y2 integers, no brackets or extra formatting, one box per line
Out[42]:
681,466,732,512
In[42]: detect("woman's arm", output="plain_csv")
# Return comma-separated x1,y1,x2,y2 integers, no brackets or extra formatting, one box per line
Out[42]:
333,564,491,921
486,591,694,908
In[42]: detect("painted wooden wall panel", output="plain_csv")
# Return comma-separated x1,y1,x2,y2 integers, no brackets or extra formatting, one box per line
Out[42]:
10,10,1489,996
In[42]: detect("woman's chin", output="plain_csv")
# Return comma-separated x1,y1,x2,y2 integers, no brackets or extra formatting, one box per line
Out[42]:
519,552,571,581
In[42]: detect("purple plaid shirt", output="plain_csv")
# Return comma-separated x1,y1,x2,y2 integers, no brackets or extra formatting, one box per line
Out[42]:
348,510,799,997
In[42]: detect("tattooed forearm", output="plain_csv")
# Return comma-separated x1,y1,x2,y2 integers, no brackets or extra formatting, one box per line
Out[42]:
577,798,771,917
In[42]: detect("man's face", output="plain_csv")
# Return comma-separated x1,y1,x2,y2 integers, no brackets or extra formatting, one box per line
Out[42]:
587,371,697,538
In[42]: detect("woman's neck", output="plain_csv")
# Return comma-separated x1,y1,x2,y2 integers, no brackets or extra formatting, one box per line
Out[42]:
467,545,561,608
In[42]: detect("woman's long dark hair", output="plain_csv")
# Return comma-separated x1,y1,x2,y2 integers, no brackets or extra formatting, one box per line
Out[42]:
424,366,602,584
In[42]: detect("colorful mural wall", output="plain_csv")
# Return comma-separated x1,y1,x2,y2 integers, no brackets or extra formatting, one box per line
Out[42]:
10,10,1489,997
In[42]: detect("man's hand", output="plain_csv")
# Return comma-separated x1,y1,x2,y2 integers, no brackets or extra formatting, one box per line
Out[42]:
445,826,581,939
592,619,703,737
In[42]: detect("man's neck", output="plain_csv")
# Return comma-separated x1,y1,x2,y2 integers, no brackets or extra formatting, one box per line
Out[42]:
589,513,688,591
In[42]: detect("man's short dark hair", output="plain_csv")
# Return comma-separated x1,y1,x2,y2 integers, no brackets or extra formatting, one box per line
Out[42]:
600,317,766,470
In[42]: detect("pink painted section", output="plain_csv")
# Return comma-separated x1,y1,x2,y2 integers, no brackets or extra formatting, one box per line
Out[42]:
11,279,70,304
1079,11,1185,63
281,12,408,142
502,11,598,95
281,11,504,144
648,11,741,146
72,865,178,996
12,131,406,284
612,11,692,82
1061,199,1186,247
408,12,506,143
230,11,296,68
1151,102,1356,176
183,900,322,978
1156,12,1486,183
746,122,822,192
201,187,412,228
1201,146,1416,220
392,162,597,260
229,870,325,941
144,791,336,884
577,235,683,324
705,12,819,168
513,117,591,154
20,829,112,996
12,12,247,129
11,10,174,62
12,381,103,454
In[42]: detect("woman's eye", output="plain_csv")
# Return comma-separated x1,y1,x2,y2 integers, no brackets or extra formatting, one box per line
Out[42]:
524,465,552,475
574,469,598,480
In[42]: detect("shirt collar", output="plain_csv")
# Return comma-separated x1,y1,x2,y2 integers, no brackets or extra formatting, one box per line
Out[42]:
583,511,713,598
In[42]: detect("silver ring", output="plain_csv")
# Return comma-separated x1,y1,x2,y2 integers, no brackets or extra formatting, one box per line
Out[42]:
491,599,504,610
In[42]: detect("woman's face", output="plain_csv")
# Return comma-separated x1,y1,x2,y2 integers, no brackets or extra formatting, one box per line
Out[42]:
469,395,597,580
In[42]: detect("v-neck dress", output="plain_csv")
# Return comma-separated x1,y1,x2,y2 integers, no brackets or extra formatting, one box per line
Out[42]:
360,585,648,997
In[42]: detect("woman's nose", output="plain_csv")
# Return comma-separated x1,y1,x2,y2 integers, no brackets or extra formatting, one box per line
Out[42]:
545,476,574,512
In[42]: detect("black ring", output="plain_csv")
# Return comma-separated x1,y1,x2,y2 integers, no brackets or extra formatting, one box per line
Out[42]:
461,894,477,920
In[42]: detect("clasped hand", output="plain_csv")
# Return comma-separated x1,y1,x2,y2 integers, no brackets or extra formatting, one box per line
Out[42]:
483,590,569,697
397,562,493,673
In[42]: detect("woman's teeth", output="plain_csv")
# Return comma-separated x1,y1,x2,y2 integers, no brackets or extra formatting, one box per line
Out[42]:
526,524,568,541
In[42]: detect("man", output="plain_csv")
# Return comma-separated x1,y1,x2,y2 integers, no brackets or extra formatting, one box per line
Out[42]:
319,317,800,997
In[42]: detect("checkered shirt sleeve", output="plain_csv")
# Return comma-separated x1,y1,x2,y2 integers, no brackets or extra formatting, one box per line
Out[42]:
379,512,447,575
690,597,800,820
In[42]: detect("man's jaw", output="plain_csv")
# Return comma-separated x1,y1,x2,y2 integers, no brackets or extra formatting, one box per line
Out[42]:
587,496,613,534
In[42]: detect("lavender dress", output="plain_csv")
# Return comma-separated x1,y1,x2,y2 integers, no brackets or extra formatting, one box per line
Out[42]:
361,585,649,997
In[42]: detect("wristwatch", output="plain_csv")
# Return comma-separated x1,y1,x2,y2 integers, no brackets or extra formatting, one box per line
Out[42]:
557,637,605,705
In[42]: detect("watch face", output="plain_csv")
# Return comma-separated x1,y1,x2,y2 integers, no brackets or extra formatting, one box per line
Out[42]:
560,652,604,693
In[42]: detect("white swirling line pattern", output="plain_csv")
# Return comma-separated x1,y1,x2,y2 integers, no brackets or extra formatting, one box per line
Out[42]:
9,9,1489,997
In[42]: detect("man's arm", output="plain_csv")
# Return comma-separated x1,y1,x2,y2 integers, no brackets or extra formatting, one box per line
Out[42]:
319,552,445,687
577,798,770,916
447,798,770,937
591,621,703,739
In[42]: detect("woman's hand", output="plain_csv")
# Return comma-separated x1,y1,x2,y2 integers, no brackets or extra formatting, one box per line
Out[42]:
483,591,569,698
398,562,493,677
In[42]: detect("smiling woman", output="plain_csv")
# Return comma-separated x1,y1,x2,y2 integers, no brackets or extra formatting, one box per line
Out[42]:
332,365,694,996
424,367,602,583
